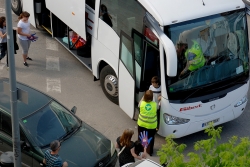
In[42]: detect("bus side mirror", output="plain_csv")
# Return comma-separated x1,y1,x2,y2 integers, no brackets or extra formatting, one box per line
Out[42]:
242,0,250,15
161,34,178,76
71,106,77,114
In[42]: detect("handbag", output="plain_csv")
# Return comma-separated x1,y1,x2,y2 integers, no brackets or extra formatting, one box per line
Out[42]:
118,146,125,156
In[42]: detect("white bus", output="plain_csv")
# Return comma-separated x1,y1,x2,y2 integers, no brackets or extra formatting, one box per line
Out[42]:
11,0,250,138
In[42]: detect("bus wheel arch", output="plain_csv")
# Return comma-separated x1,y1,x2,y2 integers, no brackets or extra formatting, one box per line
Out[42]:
100,65,119,105
11,0,22,15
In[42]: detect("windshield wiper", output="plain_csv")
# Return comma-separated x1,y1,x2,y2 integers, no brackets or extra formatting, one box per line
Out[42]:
180,87,203,103
59,121,82,142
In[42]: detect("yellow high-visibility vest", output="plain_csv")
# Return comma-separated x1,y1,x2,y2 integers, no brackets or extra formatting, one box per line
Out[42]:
138,101,157,129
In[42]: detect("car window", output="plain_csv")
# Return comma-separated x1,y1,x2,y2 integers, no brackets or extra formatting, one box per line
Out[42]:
50,101,80,131
0,112,29,142
21,101,80,147
21,104,66,147
1,113,12,136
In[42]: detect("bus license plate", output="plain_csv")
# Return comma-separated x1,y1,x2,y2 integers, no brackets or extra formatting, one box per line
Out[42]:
202,118,219,127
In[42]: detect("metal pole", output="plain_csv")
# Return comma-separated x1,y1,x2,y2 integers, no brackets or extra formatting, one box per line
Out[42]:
5,0,21,167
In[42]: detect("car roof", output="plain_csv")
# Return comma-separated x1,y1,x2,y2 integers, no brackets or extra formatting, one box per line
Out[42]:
0,78,51,119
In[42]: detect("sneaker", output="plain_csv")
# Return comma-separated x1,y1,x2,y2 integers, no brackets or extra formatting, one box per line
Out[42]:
23,62,29,67
26,57,33,61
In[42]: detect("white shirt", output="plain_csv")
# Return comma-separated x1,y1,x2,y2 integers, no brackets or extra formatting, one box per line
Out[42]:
149,85,161,109
0,27,7,43
17,20,30,40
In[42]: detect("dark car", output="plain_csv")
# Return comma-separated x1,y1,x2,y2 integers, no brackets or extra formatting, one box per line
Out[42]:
0,78,117,167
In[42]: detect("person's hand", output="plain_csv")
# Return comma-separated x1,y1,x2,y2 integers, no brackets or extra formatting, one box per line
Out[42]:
139,131,152,148
27,33,38,42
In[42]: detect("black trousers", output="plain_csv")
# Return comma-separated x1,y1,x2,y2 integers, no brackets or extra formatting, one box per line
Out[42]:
0,43,8,66
138,126,156,155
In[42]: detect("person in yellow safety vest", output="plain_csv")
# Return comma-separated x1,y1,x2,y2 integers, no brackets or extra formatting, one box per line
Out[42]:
137,90,157,156
180,40,206,76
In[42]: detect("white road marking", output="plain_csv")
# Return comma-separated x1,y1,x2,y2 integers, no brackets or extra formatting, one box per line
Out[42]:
0,63,5,70
0,8,15,14
46,37,58,51
46,56,60,71
46,78,61,93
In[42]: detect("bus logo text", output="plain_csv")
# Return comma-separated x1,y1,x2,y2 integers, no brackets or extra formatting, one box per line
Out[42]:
180,104,202,112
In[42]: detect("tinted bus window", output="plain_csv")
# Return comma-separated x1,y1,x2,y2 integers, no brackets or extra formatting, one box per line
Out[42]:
86,0,95,9
99,0,146,37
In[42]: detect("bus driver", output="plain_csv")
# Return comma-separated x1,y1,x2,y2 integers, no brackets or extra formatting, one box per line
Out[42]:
180,40,206,77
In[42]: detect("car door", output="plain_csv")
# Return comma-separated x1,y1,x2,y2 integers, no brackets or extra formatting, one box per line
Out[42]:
0,112,34,167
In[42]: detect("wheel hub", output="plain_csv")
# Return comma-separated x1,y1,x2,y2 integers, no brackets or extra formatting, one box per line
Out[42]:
11,0,18,8
104,75,118,97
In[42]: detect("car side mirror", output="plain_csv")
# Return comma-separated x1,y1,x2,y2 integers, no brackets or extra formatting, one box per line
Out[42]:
21,141,31,151
71,106,77,114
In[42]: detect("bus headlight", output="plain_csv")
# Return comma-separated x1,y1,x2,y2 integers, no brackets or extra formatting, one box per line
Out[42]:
110,141,116,157
234,96,247,107
163,113,190,125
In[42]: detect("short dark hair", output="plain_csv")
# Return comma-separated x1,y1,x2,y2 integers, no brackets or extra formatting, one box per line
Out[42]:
144,90,153,102
50,140,60,151
151,76,160,84
134,140,143,156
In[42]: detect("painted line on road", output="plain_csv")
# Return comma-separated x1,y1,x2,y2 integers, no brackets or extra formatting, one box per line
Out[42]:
0,8,15,15
46,78,61,93
0,63,5,70
46,56,60,71
46,37,58,51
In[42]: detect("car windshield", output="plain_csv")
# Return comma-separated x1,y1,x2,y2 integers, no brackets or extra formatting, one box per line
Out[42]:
21,101,80,147
165,9,249,94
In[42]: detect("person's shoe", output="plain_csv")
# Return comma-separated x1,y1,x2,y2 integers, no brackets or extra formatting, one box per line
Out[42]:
23,62,29,67
26,57,33,61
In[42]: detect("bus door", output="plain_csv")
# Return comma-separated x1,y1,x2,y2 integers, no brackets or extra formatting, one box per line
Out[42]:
22,0,36,26
132,29,160,101
118,31,136,119
45,0,86,40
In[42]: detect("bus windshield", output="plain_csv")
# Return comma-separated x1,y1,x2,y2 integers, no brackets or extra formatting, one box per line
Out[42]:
165,9,249,101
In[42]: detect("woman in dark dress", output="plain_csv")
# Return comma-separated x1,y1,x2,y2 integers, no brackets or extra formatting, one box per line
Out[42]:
116,129,142,167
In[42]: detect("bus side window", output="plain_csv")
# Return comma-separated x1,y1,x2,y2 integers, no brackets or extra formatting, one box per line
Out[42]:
100,0,146,38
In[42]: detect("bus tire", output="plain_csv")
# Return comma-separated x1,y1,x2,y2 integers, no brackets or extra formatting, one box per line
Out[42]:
100,65,119,105
11,0,22,15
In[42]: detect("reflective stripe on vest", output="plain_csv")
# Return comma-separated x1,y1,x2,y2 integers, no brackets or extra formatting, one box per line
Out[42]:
138,101,157,129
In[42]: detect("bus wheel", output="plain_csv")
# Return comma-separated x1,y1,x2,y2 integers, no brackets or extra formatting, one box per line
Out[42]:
100,65,119,105
11,0,22,15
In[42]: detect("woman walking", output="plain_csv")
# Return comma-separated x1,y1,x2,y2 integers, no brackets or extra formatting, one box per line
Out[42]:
17,11,33,67
0,16,7,66
116,129,143,167
137,90,157,156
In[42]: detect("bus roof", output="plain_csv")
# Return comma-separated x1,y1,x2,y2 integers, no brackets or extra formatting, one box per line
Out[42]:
138,0,245,26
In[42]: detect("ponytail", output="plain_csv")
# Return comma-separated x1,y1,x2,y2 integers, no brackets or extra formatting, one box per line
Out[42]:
17,11,30,21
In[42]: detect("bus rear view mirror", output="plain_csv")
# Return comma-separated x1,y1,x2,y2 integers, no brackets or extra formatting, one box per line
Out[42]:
242,0,250,15
144,13,177,77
